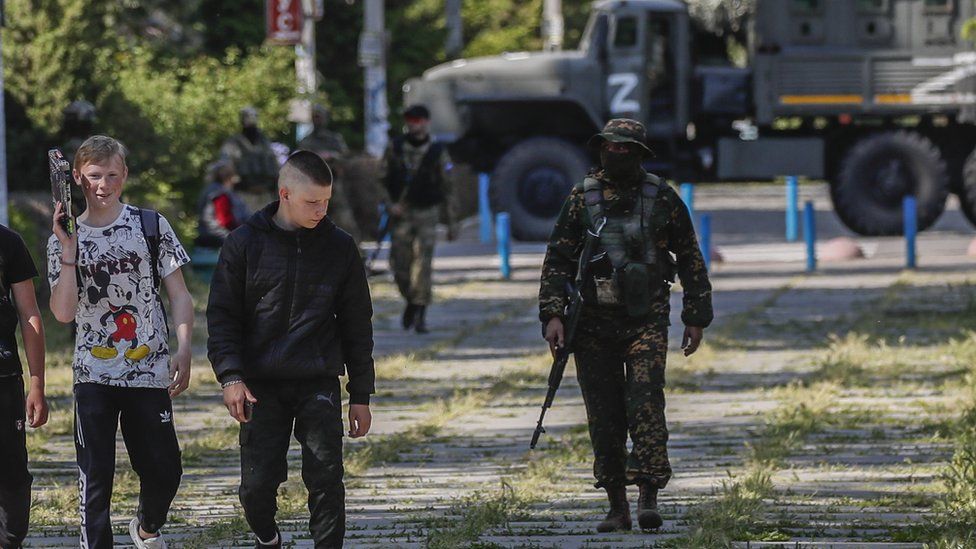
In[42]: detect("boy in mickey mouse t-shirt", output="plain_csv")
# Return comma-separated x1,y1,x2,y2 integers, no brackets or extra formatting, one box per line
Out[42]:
47,136,194,549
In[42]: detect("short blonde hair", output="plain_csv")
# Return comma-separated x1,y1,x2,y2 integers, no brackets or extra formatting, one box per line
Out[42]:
74,135,128,171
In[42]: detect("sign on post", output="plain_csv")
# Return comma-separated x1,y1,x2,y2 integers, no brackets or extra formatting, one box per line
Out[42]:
267,0,303,45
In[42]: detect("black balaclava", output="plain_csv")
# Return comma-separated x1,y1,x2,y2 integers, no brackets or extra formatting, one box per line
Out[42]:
600,148,643,183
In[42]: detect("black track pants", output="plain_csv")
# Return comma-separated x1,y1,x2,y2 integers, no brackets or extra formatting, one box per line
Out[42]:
239,378,345,548
74,383,182,549
0,377,31,549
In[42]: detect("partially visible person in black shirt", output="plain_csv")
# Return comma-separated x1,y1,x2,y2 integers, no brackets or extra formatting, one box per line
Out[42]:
0,224,47,549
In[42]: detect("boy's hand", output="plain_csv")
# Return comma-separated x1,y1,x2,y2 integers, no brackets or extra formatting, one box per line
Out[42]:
544,317,565,357
52,201,77,249
26,389,48,429
223,382,257,423
348,404,371,438
168,349,191,397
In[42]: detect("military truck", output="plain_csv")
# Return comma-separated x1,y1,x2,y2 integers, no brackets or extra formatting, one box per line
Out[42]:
404,0,976,240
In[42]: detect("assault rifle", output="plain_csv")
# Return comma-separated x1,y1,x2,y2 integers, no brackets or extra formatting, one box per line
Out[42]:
48,148,74,235
530,217,607,449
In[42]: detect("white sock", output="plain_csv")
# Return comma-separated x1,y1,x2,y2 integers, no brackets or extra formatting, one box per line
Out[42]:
258,532,279,546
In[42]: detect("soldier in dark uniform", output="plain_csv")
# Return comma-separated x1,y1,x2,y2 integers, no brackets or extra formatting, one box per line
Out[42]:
220,106,280,212
298,105,359,239
380,104,457,334
538,119,713,533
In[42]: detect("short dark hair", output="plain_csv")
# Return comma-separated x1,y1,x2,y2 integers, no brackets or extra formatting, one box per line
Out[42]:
282,150,333,186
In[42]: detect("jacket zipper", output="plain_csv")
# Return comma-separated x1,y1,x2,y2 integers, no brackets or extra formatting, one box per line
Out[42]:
283,233,298,332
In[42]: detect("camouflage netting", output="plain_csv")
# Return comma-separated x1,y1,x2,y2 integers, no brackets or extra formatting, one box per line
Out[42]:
686,0,755,35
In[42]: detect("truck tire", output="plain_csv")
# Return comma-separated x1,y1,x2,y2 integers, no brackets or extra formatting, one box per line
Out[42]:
490,137,591,241
958,148,976,227
832,131,948,236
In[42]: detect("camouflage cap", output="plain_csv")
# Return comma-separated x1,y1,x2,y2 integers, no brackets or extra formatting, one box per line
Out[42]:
587,118,654,157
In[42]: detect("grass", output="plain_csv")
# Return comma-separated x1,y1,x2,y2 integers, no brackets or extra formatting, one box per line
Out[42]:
423,426,590,548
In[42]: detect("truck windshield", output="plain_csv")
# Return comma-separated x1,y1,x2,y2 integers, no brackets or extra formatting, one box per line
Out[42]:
580,12,609,53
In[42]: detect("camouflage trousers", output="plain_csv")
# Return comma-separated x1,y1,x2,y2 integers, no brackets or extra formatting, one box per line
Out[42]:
574,314,671,490
390,205,439,305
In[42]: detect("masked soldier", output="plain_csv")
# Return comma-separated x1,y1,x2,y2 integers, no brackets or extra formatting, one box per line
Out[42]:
298,105,359,239
538,119,713,533
381,104,457,334
220,106,280,211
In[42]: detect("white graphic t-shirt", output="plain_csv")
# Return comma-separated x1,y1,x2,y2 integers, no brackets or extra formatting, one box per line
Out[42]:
47,205,190,388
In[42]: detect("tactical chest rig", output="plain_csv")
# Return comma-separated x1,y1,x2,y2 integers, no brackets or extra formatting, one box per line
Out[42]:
579,173,666,317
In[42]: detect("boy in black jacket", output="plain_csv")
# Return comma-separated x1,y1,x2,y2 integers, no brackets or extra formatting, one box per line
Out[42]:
207,150,375,548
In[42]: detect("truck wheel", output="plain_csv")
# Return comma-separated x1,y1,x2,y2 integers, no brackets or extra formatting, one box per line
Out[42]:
958,148,976,227
832,131,948,236
490,137,591,241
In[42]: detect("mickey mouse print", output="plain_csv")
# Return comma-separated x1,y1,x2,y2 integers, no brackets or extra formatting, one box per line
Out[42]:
47,205,190,388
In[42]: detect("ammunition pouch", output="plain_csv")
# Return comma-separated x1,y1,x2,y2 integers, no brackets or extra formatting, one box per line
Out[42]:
619,262,652,317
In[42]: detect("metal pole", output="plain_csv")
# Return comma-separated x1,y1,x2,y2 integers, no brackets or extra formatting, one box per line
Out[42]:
804,201,816,272
904,195,917,269
445,0,463,59
680,183,694,220
479,173,492,243
496,212,511,279
0,16,8,227
360,0,390,158
542,0,564,52
786,175,798,242
296,0,316,142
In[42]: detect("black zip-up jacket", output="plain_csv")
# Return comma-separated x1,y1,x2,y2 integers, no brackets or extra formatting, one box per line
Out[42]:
207,202,375,404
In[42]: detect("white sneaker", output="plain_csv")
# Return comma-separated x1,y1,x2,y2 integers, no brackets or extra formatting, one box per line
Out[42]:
129,517,167,548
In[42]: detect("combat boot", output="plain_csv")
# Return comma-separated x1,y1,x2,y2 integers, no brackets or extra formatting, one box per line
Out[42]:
636,483,663,530
401,303,417,330
414,305,429,334
596,486,632,533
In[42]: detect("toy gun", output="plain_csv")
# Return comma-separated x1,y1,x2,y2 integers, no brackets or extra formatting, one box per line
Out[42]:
530,217,607,449
48,148,74,234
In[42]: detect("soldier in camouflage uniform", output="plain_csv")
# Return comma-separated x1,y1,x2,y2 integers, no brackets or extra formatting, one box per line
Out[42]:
538,119,713,533
220,106,281,212
381,104,457,334
298,105,359,239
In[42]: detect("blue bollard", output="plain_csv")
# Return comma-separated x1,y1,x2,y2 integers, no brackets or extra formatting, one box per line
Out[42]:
496,212,512,279
786,176,799,242
804,200,816,272
479,173,493,243
700,214,712,272
904,195,917,269
680,183,695,219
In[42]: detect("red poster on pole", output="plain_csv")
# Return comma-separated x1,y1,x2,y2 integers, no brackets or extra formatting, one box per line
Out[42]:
267,0,302,45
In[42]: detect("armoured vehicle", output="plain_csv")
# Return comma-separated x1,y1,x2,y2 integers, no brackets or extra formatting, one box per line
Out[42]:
404,0,976,239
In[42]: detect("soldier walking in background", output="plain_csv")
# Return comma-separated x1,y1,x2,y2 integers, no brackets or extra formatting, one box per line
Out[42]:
298,105,359,239
220,106,280,212
538,119,713,533
381,104,457,334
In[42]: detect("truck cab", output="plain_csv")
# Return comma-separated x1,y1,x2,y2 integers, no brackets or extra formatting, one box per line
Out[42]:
406,0,976,240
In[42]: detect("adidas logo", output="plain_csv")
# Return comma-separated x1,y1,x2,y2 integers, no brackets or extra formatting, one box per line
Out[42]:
159,410,172,423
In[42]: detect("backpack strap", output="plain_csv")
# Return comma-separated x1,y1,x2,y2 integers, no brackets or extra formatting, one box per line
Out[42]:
582,176,605,229
138,208,162,291
137,208,168,330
